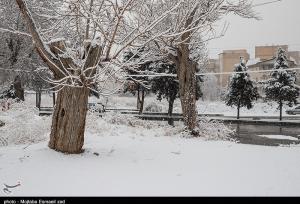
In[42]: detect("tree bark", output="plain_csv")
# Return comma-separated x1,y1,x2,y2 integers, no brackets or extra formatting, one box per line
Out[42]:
177,56,197,131
168,43,198,132
16,0,102,154
49,86,90,154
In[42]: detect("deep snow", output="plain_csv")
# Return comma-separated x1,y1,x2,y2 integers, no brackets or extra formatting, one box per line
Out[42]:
1,132,300,196
1,93,300,196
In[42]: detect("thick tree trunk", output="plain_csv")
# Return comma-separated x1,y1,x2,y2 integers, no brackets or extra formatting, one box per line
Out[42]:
49,87,89,154
16,0,102,155
168,98,175,126
177,57,197,132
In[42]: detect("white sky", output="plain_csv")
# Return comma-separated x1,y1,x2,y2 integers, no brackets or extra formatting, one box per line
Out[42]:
208,0,300,59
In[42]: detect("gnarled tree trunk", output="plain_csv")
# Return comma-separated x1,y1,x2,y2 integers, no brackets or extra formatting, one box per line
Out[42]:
169,47,198,132
49,87,90,153
177,57,197,131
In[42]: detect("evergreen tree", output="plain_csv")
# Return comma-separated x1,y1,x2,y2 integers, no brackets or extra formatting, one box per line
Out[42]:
265,48,299,121
150,60,203,126
226,57,259,119
150,62,178,125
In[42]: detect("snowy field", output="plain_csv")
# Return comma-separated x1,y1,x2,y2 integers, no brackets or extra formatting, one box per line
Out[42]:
1,133,300,196
1,94,300,196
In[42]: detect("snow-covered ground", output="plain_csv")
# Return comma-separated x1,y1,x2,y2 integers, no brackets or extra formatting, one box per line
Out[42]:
1,129,300,196
1,94,300,196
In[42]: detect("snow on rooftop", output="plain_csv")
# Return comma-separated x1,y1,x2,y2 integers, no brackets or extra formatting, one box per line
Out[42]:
246,58,261,67
289,56,298,65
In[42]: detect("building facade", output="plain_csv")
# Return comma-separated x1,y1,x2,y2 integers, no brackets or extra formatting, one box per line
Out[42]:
218,49,250,88
208,45,300,89
288,51,300,65
255,45,289,61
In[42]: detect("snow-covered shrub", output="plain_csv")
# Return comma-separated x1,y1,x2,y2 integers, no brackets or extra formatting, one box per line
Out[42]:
145,102,163,113
86,110,163,134
104,112,160,129
0,101,50,146
179,118,235,141
86,109,234,141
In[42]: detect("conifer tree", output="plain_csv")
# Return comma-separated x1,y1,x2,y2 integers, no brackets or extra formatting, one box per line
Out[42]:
265,48,299,121
150,62,179,125
150,60,203,126
226,57,259,119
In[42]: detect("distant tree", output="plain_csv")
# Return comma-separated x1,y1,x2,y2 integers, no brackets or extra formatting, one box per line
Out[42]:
13,75,24,101
265,48,299,121
0,75,24,101
149,0,258,132
150,60,203,126
150,62,178,125
226,58,259,119
0,0,56,89
123,48,152,114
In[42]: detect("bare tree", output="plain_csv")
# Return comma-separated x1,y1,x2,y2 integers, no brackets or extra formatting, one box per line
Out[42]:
8,0,258,153
12,0,187,153
142,0,258,133
0,0,56,90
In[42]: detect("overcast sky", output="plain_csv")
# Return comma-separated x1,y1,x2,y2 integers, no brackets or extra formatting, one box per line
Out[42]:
208,0,300,59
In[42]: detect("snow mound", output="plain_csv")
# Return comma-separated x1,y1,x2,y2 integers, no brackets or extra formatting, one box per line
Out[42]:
0,100,234,147
179,118,235,141
88,111,162,129
197,118,235,141
0,101,51,146
86,111,233,141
